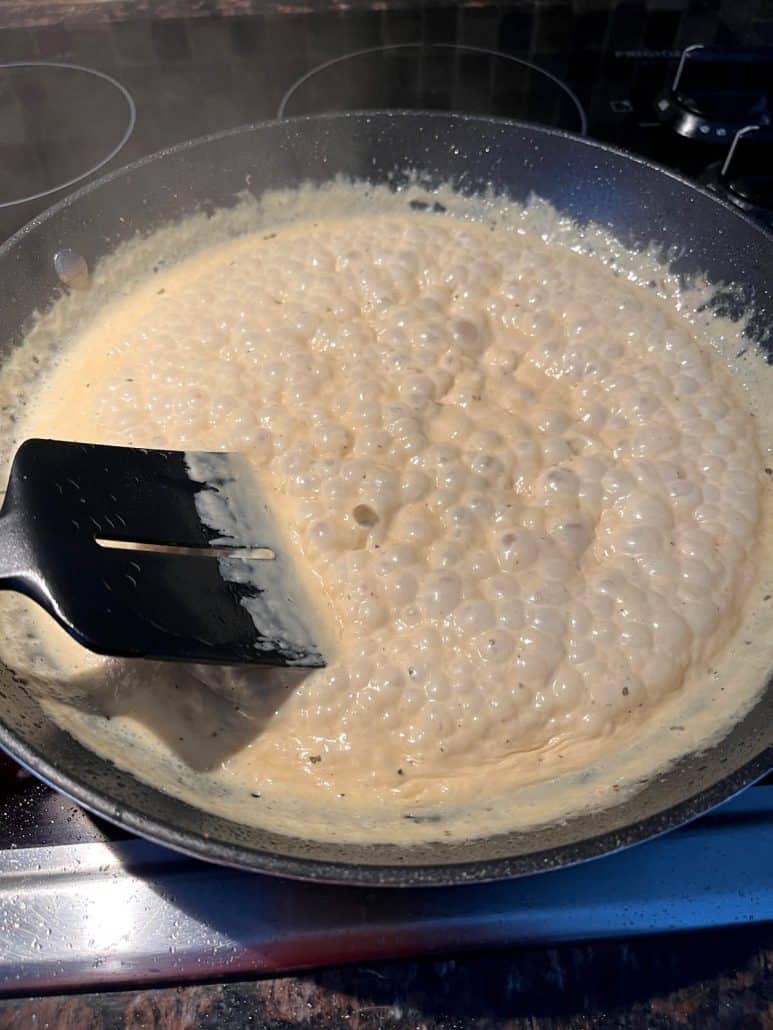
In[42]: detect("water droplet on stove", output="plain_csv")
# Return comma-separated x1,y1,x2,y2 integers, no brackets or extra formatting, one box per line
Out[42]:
54,249,90,289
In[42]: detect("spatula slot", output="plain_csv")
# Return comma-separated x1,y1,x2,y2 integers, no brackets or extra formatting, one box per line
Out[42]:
95,539,276,560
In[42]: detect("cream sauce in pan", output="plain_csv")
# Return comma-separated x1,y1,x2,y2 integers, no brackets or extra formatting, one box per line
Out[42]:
0,181,770,844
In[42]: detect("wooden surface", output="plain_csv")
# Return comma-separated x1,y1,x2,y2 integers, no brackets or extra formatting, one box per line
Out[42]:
0,924,771,1028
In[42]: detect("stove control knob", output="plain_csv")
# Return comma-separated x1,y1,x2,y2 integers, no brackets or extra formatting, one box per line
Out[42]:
656,45,772,143
718,125,773,209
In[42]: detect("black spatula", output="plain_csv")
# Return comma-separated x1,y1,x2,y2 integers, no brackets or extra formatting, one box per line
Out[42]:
0,439,326,667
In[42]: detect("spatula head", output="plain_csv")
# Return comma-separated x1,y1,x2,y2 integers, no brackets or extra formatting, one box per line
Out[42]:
2,439,326,667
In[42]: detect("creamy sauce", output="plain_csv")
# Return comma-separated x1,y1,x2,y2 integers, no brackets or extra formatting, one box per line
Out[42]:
0,181,770,845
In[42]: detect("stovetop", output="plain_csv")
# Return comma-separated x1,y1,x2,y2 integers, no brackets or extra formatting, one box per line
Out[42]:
1,1,772,240
0,0,771,995
0,758,771,997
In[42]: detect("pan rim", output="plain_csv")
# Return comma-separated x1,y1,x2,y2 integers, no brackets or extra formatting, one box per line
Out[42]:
2,110,772,261
0,110,770,886
0,718,769,887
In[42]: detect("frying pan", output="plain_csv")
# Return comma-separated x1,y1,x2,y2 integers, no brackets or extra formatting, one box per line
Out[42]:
0,112,770,886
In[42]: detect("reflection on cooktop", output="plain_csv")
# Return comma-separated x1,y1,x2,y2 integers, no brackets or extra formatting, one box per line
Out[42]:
278,43,587,134
0,62,135,209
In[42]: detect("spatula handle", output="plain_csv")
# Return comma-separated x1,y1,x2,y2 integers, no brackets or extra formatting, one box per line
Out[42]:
0,507,37,585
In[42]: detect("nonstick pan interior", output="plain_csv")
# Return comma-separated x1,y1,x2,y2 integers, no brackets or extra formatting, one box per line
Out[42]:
0,112,770,885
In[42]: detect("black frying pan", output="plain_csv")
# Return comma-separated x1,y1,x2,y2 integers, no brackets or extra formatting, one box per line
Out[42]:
0,112,770,886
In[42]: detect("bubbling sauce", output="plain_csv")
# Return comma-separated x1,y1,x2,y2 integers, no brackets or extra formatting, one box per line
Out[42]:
1,183,770,845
